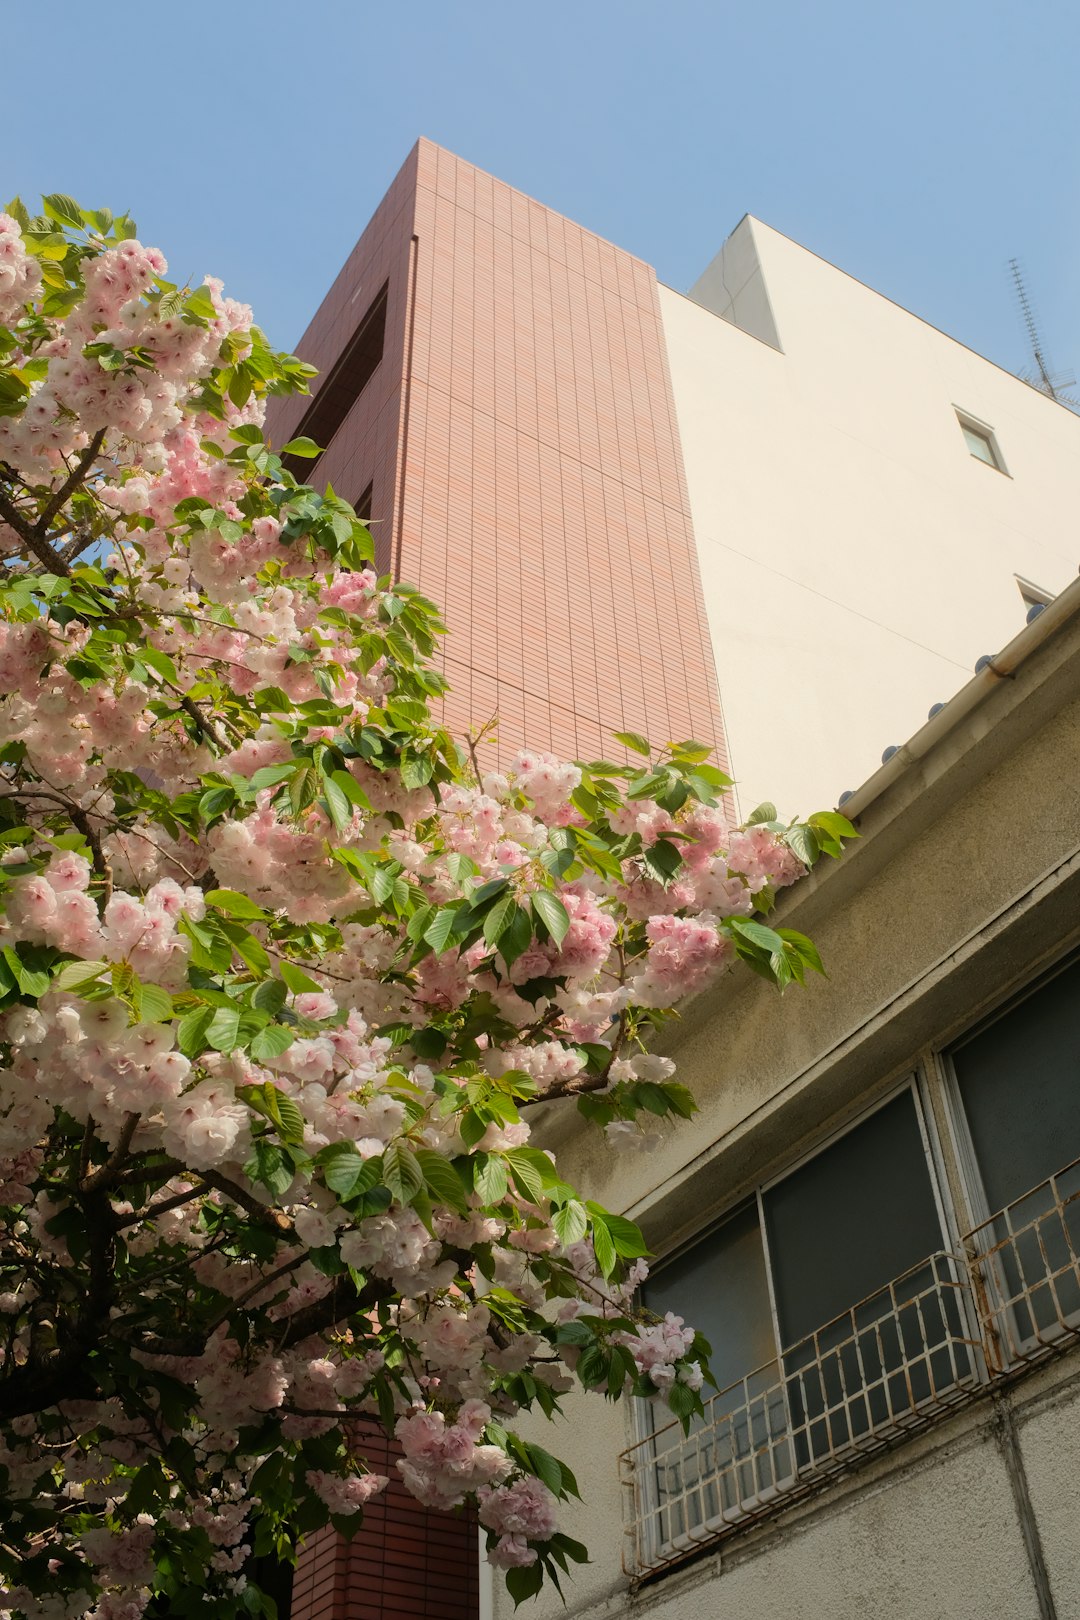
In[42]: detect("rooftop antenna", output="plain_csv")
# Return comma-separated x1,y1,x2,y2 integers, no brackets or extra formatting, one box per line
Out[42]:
1008,258,1080,411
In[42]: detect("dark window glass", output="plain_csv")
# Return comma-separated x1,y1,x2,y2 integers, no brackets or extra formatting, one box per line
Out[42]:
765,1091,942,1341
644,1201,775,1393
763,1091,963,1464
643,1205,789,1538
355,479,374,525
281,282,389,480
952,958,1080,1212
952,958,1080,1345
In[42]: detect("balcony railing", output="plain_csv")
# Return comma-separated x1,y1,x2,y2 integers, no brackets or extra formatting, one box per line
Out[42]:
620,1159,1080,1577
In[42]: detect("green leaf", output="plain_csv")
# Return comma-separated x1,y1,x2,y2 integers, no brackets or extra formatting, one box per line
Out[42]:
177,1004,213,1056
809,809,859,840
405,903,433,944
613,731,652,757
273,1092,306,1144
728,917,785,955
280,436,323,458
4,196,30,231
776,928,825,976
318,1143,380,1200
640,837,683,885
530,891,570,947
383,1141,424,1204
140,645,181,687
591,1209,648,1259
414,1149,468,1214
329,768,372,812
241,1081,307,1144
252,979,288,1016
505,1559,544,1607
521,1442,564,1497
250,1024,296,1063
423,906,460,954
120,1459,166,1518
321,771,352,831
205,1006,241,1051
205,888,268,921
2,946,51,998
445,852,478,885
42,193,84,229
784,823,819,867
551,1200,587,1247
473,1154,509,1204
664,1378,702,1431
184,284,218,320
249,762,298,791
482,891,518,947
505,1148,548,1205
279,960,322,994
497,903,533,970
244,1140,295,1198
747,801,778,826
54,959,109,994
590,1216,616,1279
136,983,173,1023
400,752,433,791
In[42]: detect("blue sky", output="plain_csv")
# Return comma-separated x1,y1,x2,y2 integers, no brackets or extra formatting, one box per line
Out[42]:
6,0,1079,386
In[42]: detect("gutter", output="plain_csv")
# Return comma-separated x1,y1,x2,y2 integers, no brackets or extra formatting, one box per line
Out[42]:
839,571,1080,822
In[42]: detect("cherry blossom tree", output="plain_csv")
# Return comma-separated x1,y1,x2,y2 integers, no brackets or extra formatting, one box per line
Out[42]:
0,196,853,1618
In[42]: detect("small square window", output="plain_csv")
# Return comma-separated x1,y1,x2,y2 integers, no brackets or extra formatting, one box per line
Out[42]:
955,410,1007,474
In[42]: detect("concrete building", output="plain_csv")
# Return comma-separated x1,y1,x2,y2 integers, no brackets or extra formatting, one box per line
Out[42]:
493,572,1080,1620
663,218,1080,818
266,140,1080,1620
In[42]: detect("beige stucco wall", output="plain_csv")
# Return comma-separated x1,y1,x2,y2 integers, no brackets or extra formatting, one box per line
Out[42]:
660,218,1080,821
491,608,1080,1620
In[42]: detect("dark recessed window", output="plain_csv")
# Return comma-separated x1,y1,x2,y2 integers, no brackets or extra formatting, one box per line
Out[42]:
281,282,389,480
355,479,374,525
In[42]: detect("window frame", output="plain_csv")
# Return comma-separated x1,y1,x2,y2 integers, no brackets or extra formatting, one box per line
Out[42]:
633,1074,963,1558
1015,574,1054,613
937,948,1080,1232
936,949,1080,1363
628,950,1080,1569
954,407,1010,475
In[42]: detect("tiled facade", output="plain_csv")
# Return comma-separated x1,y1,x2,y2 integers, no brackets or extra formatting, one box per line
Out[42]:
270,138,725,767
266,139,728,1620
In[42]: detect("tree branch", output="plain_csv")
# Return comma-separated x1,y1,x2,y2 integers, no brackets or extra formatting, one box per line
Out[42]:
37,429,107,541
0,485,68,575
199,1170,294,1234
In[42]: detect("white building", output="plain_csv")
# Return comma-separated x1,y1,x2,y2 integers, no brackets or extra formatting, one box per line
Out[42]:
661,216,1080,820
489,575,1080,1620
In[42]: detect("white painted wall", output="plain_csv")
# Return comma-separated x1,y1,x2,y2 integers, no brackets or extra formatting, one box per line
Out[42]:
661,218,1080,820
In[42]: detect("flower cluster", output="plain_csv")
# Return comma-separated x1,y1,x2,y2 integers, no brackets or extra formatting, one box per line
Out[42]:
0,198,850,1618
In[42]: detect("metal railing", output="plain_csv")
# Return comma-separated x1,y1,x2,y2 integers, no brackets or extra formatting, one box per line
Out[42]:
966,1157,1080,1371
620,1159,1080,1577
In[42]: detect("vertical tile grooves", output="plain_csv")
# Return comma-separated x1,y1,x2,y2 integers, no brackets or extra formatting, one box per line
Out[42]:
392,233,421,584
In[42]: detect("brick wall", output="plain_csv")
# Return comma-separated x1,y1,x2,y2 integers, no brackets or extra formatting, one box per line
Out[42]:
287,1432,478,1620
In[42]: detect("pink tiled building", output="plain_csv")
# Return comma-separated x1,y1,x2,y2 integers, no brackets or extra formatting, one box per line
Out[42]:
264,135,728,1620
268,136,726,771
